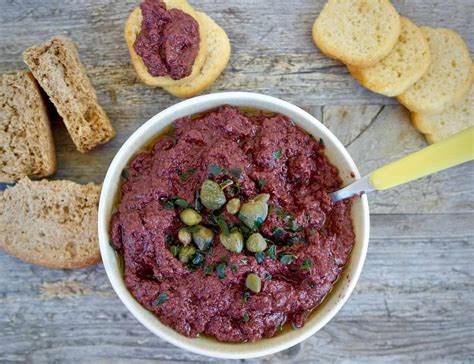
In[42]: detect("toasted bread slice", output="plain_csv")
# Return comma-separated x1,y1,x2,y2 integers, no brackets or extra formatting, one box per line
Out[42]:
0,177,101,269
412,81,473,143
0,72,56,183
164,12,230,98
348,17,431,97
124,0,207,87
312,0,400,67
23,36,115,153
397,27,473,114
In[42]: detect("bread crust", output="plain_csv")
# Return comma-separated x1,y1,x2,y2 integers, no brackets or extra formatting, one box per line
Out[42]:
0,72,56,183
164,12,231,98
23,36,116,153
0,178,101,269
124,0,207,87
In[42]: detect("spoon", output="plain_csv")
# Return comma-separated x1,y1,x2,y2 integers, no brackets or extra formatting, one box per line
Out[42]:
330,127,474,202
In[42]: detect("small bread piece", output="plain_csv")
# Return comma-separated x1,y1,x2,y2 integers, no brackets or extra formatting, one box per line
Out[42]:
164,12,230,98
0,178,101,269
312,0,400,67
348,17,431,97
397,27,473,114
23,36,115,153
412,81,473,143
0,72,56,183
124,0,207,87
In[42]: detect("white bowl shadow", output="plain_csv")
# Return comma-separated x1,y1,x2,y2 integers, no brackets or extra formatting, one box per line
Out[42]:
98,92,370,359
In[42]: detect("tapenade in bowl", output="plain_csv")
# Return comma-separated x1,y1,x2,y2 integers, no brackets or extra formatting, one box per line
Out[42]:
98,92,369,359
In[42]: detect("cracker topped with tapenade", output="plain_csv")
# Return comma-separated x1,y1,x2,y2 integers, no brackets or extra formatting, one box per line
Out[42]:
125,0,230,96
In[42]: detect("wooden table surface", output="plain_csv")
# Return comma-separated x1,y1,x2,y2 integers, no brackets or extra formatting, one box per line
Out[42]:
1,0,473,362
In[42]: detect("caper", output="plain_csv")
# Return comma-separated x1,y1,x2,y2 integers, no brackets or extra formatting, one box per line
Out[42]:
178,228,192,245
179,208,202,226
179,245,196,263
245,273,262,293
192,225,214,251
254,193,270,204
200,179,226,210
238,195,269,229
220,228,244,253
246,233,267,252
226,198,241,215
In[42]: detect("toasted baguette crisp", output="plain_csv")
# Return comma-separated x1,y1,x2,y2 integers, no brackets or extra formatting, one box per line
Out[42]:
0,72,56,183
23,36,115,153
397,27,473,114
0,177,101,269
124,0,207,87
348,17,431,97
164,12,230,98
412,81,473,143
312,0,400,67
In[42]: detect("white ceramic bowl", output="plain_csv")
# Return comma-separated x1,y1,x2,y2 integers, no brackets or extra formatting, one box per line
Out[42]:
98,92,370,359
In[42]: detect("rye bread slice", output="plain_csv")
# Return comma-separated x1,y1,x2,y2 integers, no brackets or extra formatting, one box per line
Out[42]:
23,36,115,153
0,177,101,269
0,71,56,183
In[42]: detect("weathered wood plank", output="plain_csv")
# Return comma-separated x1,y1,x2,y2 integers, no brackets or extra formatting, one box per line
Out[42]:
1,0,473,362
1,213,473,362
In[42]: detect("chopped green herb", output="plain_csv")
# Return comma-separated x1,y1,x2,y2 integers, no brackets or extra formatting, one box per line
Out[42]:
272,150,282,160
301,258,313,270
272,227,284,239
178,167,197,182
256,178,266,190
229,263,237,273
285,219,302,232
220,255,228,262
162,200,175,210
121,168,129,179
216,262,227,279
215,214,229,235
255,251,265,264
165,234,174,244
308,281,316,288
265,273,272,280
174,198,191,208
319,137,325,146
243,313,250,322
254,216,264,228
277,324,284,332
267,245,277,260
276,208,292,221
208,164,224,176
191,252,204,266
279,253,295,265
186,225,200,233
155,293,169,306
203,265,214,275
287,236,305,245
243,291,251,302
229,167,242,178
170,245,180,257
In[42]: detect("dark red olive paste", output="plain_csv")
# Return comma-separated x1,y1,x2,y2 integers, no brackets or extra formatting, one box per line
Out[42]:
110,106,355,342
134,0,200,80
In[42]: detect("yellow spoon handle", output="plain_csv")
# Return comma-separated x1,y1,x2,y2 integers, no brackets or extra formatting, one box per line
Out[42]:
369,127,474,191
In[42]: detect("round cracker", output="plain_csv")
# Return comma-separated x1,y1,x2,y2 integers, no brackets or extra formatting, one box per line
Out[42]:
164,12,231,98
312,0,401,67
348,17,431,97
124,0,207,87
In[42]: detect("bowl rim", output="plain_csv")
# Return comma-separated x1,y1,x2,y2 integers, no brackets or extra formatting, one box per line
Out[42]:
98,91,370,359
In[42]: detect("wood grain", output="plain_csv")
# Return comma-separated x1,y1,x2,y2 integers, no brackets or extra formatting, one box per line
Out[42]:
0,0,473,362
